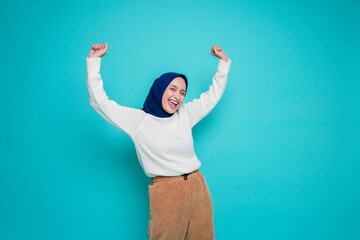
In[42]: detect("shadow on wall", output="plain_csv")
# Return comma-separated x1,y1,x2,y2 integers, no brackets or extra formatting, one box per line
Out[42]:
79,120,150,193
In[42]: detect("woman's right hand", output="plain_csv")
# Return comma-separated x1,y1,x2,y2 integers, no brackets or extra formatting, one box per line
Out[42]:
88,43,109,58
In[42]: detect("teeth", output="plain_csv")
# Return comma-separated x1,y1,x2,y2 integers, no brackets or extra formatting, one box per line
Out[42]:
169,100,178,108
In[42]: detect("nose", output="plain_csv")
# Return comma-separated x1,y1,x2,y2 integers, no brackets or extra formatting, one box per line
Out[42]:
174,91,181,100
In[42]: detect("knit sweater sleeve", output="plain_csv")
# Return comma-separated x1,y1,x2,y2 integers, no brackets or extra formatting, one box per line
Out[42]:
86,57,146,137
182,59,232,127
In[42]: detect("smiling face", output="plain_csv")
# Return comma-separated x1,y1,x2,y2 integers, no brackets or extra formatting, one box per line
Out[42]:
161,77,187,114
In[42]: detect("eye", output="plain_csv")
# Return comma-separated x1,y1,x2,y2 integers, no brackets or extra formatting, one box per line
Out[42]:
170,88,176,91
181,92,185,96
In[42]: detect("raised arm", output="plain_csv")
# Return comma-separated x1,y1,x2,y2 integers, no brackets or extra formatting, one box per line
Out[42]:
182,45,231,127
86,43,145,136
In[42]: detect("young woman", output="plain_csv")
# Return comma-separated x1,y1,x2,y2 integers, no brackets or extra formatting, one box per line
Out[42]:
86,43,231,240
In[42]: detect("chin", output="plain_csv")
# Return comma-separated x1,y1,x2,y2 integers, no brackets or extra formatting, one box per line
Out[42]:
165,108,176,114
165,105,180,114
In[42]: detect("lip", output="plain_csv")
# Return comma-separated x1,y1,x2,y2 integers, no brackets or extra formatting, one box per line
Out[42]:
168,99,178,109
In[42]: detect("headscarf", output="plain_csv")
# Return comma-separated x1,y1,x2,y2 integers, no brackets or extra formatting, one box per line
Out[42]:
142,72,188,118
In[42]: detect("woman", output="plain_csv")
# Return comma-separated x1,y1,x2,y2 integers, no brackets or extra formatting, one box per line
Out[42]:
86,43,231,240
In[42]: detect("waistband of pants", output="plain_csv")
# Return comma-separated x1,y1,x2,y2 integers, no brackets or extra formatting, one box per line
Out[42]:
151,169,200,183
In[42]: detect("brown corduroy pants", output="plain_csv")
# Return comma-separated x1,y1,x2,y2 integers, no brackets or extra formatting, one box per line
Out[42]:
147,170,215,240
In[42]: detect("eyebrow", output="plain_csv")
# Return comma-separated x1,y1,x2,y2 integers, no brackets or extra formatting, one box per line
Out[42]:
170,84,186,92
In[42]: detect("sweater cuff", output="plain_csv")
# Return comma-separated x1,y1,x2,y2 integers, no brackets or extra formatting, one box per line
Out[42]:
217,58,231,73
86,57,102,76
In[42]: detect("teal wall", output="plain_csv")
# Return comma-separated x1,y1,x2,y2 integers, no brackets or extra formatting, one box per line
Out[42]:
1,0,359,239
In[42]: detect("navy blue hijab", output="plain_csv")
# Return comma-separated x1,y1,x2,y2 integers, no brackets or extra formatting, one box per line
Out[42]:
142,72,188,118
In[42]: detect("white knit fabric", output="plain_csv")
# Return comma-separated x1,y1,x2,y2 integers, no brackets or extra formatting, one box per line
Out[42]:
86,57,231,177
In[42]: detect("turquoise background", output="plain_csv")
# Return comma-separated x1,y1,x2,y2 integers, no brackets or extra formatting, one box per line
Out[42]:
1,0,359,239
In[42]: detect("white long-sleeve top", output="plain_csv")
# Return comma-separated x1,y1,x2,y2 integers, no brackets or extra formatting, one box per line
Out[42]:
86,57,231,177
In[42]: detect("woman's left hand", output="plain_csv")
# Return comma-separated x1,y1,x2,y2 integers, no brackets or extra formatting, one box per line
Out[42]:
211,45,228,62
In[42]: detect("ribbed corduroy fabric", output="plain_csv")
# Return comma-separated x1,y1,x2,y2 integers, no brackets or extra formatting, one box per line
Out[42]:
148,170,215,240
86,57,231,177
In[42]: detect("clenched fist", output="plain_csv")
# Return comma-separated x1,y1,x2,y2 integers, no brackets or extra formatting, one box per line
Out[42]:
211,45,228,62
88,43,109,58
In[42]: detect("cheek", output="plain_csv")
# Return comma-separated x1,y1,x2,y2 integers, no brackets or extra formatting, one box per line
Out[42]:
161,95,167,108
162,91,169,101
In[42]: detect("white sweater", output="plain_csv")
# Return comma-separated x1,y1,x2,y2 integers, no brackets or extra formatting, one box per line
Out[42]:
86,57,231,177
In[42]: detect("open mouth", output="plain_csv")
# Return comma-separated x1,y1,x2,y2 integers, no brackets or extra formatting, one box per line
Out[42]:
168,99,178,109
